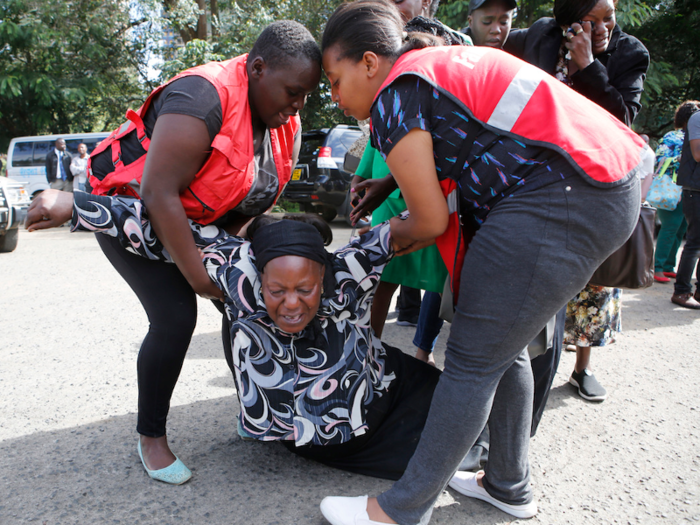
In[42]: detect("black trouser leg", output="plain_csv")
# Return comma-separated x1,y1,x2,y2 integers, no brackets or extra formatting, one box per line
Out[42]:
397,286,421,322
96,234,198,437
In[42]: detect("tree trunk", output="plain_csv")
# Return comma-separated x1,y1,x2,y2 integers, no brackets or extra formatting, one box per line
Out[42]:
196,0,207,40
210,0,219,37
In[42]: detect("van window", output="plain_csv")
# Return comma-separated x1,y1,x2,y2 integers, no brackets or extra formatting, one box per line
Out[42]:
65,139,83,156
10,134,109,170
64,138,103,156
11,142,34,167
81,139,103,154
32,141,54,166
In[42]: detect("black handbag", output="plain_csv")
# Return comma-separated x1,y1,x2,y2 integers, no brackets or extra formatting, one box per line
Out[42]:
588,203,656,289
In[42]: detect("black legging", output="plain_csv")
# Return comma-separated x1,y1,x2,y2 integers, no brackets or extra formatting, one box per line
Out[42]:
96,234,198,437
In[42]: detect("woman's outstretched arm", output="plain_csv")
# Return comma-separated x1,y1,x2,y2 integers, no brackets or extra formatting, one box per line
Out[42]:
384,128,449,254
27,189,231,262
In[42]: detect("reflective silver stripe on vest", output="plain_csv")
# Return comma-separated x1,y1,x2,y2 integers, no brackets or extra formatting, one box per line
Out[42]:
487,64,542,132
446,188,459,214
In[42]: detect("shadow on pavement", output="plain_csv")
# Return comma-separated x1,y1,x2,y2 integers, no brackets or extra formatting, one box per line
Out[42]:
0,395,516,524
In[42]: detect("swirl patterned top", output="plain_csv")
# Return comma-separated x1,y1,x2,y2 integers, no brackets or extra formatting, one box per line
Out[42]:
70,191,397,447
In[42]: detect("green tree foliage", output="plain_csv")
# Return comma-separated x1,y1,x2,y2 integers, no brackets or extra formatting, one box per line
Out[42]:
158,0,352,130
5,0,693,149
629,0,700,137
0,0,155,151
161,0,202,42
159,39,224,82
436,0,699,139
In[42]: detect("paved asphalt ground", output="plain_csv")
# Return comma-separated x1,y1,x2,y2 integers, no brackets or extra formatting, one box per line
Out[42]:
1,222,699,524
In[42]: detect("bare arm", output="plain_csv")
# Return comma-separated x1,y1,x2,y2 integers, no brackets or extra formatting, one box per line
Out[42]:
140,113,224,301
384,129,449,253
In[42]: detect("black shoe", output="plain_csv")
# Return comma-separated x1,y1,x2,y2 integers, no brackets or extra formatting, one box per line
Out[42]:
396,316,418,327
569,369,607,402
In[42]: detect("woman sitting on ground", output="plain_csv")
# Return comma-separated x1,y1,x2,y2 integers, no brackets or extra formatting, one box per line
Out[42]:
27,190,442,481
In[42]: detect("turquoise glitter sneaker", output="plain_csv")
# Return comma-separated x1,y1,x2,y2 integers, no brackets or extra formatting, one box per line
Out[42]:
137,440,192,485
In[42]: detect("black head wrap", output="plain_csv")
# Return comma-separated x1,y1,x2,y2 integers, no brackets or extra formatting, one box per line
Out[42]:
251,219,336,298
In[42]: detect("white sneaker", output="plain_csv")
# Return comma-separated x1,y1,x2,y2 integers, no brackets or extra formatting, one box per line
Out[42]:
320,495,390,525
448,470,538,519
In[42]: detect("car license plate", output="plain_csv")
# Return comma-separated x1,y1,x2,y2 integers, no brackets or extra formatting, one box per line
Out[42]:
291,168,302,181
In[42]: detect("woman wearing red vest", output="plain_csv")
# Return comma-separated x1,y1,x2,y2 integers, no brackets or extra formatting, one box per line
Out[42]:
318,1,641,523
29,21,321,485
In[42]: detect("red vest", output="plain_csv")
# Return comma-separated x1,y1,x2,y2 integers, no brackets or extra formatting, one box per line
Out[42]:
374,46,645,298
88,55,300,225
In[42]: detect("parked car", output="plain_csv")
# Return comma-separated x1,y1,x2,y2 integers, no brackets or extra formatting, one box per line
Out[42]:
0,177,31,252
282,125,364,223
6,132,109,198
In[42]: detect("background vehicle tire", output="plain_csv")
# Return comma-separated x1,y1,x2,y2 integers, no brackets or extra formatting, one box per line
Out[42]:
320,206,337,223
0,229,19,253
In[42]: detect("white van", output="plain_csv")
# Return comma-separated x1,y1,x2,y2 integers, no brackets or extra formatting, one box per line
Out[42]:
5,132,110,198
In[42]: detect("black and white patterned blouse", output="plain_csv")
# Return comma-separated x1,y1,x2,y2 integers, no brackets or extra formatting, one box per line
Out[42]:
70,191,397,446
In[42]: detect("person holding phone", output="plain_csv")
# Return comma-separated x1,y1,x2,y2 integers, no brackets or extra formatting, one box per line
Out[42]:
505,0,649,126
505,0,649,402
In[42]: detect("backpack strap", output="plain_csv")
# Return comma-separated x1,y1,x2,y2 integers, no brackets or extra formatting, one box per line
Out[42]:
111,138,123,168
126,109,151,151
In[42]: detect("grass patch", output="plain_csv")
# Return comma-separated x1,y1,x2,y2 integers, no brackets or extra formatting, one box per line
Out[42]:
273,199,302,214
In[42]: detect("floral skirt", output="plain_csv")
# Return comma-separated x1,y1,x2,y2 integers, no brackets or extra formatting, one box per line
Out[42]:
563,284,622,347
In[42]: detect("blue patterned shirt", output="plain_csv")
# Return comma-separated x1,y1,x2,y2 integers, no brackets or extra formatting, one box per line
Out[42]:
370,77,572,224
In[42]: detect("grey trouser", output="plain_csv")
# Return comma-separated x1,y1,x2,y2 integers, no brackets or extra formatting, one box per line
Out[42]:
378,173,640,524
50,179,73,192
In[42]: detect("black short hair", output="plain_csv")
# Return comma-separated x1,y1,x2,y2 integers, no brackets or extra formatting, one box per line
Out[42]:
674,100,700,129
553,0,598,26
249,20,321,70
